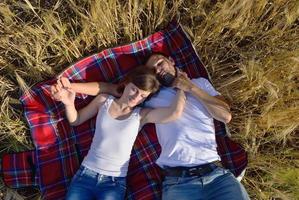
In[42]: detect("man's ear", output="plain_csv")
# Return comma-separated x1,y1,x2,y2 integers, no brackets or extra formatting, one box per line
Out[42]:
169,57,175,65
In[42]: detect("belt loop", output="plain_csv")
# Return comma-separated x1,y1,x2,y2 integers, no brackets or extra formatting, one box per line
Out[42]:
81,166,86,176
182,170,187,177
112,176,115,182
98,174,103,181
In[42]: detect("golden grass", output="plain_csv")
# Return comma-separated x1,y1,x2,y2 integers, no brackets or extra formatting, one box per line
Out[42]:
0,0,298,199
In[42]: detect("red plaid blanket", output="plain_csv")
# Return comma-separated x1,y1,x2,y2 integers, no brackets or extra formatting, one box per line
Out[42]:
1,20,247,200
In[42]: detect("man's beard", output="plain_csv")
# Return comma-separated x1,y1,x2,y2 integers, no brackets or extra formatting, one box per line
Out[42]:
157,68,177,87
158,73,175,87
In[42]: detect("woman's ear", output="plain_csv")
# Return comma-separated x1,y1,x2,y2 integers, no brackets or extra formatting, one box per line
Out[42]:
116,83,125,94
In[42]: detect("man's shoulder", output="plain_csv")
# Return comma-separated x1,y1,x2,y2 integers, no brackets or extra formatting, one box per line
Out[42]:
191,77,209,87
191,77,209,83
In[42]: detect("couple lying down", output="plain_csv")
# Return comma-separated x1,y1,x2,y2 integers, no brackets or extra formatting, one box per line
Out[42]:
51,53,249,200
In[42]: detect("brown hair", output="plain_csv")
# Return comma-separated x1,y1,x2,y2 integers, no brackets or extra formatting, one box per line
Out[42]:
144,52,169,65
117,66,160,95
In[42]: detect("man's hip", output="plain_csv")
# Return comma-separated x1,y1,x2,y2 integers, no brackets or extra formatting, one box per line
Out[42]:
161,162,250,200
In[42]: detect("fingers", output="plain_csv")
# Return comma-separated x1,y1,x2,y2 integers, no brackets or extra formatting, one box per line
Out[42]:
172,70,191,91
177,70,188,78
66,87,75,95
57,79,63,89
182,72,188,77
50,85,57,95
60,77,71,89
57,77,71,89
172,76,180,88
55,84,61,93
50,84,62,101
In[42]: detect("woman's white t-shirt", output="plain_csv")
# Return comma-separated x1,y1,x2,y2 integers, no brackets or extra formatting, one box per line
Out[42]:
82,96,141,177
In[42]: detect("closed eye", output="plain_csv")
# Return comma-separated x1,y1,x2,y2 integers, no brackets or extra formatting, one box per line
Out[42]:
132,87,137,92
157,61,163,66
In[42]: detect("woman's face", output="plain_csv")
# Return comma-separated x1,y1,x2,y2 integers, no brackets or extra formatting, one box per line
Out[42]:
122,83,151,107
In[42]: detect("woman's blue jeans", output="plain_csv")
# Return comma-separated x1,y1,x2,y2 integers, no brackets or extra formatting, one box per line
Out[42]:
162,166,250,200
66,166,127,200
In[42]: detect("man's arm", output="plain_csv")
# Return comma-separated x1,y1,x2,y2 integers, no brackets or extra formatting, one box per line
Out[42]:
173,71,232,123
189,86,232,123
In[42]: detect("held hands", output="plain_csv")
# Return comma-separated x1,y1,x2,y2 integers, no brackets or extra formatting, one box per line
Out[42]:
172,70,193,92
50,77,75,106
59,76,123,98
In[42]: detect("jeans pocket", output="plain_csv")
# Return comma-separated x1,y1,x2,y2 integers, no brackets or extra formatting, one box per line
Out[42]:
71,166,85,183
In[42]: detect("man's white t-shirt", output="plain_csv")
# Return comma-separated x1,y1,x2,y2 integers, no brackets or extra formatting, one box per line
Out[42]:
145,77,221,168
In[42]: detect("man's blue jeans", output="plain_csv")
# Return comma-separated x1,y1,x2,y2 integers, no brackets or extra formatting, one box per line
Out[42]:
162,166,250,200
66,166,127,200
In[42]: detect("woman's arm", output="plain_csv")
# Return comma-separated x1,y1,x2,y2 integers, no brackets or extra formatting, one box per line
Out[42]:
140,89,186,126
51,84,108,126
66,94,108,126
55,77,121,97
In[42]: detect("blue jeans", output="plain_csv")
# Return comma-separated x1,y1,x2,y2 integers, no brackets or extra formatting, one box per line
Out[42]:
162,166,250,200
66,166,127,200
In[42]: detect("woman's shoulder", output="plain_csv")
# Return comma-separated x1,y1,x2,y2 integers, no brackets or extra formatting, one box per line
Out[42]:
94,93,110,103
139,107,152,118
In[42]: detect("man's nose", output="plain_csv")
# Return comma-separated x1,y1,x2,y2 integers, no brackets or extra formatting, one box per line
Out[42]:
156,66,162,74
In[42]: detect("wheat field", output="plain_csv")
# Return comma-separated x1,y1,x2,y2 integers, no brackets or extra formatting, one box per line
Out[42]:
0,0,298,199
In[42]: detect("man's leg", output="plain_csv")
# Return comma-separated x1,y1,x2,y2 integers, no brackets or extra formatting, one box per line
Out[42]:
162,176,204,200
162,167,250,200
203,167,250,200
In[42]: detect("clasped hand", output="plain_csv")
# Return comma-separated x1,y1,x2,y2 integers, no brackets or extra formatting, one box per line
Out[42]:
172,70,192,92
50,77,75,106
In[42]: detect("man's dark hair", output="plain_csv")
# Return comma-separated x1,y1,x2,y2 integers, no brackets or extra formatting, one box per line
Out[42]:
143,52,170,65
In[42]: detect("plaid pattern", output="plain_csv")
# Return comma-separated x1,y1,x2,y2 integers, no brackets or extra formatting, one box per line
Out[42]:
1,20,247,200
2,151,38,188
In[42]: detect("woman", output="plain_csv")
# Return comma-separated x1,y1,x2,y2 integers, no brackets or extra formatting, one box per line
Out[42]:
50,66,186,200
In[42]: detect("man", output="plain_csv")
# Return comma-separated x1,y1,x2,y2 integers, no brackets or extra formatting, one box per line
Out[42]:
53,53,250,200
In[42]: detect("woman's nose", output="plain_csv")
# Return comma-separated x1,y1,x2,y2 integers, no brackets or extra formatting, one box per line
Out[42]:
131,92,139,100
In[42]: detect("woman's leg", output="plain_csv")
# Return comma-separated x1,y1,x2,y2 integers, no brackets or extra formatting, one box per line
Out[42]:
95,176,127,200
66,166,97,200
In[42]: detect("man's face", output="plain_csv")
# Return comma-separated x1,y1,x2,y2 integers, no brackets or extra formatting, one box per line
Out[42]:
145,54,176,78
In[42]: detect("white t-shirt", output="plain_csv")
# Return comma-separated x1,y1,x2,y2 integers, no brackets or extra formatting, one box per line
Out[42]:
145,77,221,167
82,96,141,177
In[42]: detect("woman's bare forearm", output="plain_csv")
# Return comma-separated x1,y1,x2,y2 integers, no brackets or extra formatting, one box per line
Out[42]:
168,89,186,120
70,82,120,97
65,104,79,125
141,89,186,124
70,82,101,96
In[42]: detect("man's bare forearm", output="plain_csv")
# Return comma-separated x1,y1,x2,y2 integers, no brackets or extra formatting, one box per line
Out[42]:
190,83,232,123
173,71,231,123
